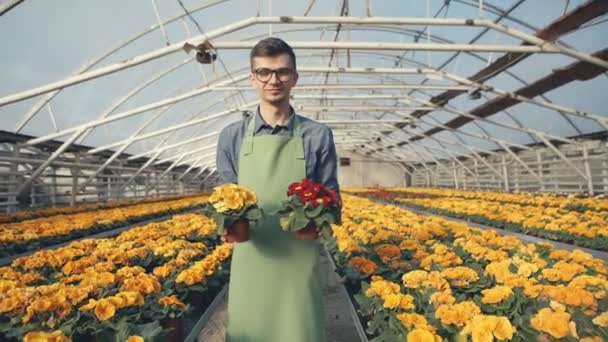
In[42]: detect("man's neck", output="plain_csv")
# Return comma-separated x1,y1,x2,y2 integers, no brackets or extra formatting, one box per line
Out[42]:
259,101,292,127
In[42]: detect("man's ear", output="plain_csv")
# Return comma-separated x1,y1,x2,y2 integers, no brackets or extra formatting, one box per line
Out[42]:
293,71,299,85
250,72,255,86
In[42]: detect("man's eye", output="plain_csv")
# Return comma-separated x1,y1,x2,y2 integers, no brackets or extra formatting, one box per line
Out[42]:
276,68,291,76
257,69,271,76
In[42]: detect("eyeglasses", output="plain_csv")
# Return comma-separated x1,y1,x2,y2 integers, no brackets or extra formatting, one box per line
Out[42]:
253,67,293,82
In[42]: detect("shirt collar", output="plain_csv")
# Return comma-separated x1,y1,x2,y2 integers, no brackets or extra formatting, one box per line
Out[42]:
253,105,295,134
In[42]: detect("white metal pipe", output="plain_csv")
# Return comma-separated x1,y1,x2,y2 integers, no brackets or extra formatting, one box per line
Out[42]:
25,75,250,146
127,131,220,160
155,145,216,165
404,93,583,148
151,0,170,46
217,84,472,91
74,107,171,195
178,152,216,167
12,0,227,131
439,71,608,130
5,15,606,108
484,21,608,69
118,150,164,193
17,59,194,194
296,106,434,111
211,40,553,53
87,101,255,154
292,94,412,100
320,120,412,124
0,16,257,106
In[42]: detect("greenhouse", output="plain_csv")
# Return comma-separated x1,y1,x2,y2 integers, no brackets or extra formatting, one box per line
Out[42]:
1,0,607,341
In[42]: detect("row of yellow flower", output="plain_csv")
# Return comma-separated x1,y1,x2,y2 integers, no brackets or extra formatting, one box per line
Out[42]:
0,213,233,341
364,187,608,213
392,195,608,251
329,194,608,341
0,193,205,224
0,194,210,257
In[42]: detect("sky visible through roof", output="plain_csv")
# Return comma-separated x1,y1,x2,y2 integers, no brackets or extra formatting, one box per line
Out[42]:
1,0,607,164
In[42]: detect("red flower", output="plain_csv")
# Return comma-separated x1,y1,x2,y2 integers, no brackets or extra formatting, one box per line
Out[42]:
298,190,315,203
287,183,303,196
326,189,339,207
320,196,332,207
300,179,314,191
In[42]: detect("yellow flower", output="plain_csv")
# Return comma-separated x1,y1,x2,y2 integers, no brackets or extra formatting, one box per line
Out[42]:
374,244,401,263
116,291,145,307
481,286,513,304
397,313,431,329
440,266,479,287
580,337,605,342
159,295,186,308
126,336,144,342
348,256,378,274
383,294,401,309
461,315,515,342
429,292,456,306
593,311,608,327
209,183,257,213
23,330,71,342
403,270,428,289
94,298,116,321
79,299,97,312
32,298,53,312
435,301,481,327
530,307,574,339
406,327,442,342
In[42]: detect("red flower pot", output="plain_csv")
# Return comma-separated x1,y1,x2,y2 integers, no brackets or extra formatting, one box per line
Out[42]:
227,219,250,243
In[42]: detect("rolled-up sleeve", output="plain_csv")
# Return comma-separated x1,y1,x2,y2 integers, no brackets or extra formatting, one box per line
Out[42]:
216,126,238,184
316,127,342,224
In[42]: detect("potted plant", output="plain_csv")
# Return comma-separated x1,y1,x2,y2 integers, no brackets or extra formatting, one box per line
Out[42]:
203,183,263,243
276,179,340,240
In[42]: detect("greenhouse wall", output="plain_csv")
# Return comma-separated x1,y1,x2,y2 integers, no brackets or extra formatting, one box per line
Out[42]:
337,150,406,188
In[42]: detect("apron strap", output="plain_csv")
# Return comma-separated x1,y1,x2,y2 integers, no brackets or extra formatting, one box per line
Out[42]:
243,114,256,155
293,114,305,160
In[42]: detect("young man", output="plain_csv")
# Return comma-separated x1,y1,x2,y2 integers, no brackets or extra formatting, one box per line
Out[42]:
215,37,341,342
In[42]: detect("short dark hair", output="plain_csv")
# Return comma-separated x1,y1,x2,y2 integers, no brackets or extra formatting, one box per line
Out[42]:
250,37,296,70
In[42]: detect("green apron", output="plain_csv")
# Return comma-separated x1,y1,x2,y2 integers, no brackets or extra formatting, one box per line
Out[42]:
226,114,326,342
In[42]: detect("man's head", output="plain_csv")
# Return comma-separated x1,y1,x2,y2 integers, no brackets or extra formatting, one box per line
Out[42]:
250,37,298,105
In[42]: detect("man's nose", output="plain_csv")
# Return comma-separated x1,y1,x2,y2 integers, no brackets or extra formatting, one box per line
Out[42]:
267,71,280,84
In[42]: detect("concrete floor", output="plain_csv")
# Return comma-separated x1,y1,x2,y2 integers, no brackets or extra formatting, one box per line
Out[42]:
197,247,365,342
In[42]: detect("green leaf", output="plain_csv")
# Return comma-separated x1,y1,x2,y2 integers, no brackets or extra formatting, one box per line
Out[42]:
305,204,324,218
245,208,262,221
292,211,311,232
279,215,292,231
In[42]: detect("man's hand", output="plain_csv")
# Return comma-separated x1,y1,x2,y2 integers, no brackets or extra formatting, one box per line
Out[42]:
294,222,320,240
221,219,250,243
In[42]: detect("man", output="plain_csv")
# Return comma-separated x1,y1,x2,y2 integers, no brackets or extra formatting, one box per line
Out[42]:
215,37,342,342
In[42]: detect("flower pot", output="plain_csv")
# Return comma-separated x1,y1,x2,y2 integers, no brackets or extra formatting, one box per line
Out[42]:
294,223,319,240
229,219,250,242
161,318,185,342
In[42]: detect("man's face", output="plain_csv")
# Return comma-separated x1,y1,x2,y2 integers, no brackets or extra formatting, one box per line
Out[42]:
250,54,298,105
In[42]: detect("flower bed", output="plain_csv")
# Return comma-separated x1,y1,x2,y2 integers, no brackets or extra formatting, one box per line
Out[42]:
327,194,608,341
378,187,608,213
393,196,608,252
0,213,232,341
0,193,206,224
0,195,210,257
